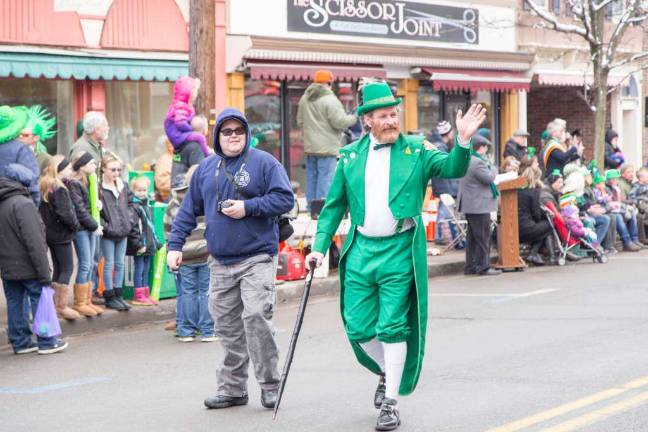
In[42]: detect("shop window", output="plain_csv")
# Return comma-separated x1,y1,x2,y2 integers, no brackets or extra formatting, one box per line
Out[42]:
417,83,441,136
622,76,639,99
105,81,174,170
0,78,74,155
244,79,282,162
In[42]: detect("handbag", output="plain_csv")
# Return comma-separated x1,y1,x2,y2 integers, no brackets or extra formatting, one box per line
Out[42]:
31,286,62,338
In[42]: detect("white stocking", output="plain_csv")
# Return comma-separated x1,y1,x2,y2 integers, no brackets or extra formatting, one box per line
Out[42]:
360,338,385,372
382,341,407,401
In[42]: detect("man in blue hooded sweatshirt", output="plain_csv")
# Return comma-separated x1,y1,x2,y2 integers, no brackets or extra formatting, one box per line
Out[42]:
168,108,294,410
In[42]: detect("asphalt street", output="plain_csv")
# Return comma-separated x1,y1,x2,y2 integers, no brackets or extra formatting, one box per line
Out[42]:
2,252,648,432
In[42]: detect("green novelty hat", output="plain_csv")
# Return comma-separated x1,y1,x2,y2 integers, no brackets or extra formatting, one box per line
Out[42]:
0,105,29,144
357,82,402,116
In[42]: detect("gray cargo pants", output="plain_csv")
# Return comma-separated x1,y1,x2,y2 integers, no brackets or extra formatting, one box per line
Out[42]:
208,253,280,397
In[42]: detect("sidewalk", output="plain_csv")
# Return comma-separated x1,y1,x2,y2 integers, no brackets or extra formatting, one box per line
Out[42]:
0,249,467,346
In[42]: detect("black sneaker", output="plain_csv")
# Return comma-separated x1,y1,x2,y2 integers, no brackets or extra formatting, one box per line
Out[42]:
204,393,249,409
376,397,401,431
38,341,69,355
374,374,386,409
261,389,278,409
15,343,38,355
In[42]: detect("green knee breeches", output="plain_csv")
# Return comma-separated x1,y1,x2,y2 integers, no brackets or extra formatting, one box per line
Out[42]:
343,229,414,344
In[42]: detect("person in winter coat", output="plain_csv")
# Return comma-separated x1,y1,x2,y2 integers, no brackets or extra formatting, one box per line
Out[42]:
126,176,160,306
604,129,625,169
458,135,500,276
69,111,109,176
431,121,462,246
604,169,642,252
163,165,216,342
297,70,357,209
100,153,133,311
618,164,635,200
69,151,104,315
628,167,648,245
0,171,68,355
503,129,531,161
39,155,82,321
0,105,40,205
168,108,294,411
171,114,207,189
517,165,555,266
164,76,210,157
540,119,582,177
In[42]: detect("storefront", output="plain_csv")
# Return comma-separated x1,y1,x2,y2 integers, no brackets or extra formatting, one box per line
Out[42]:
0,0,190,169
227,0,533,192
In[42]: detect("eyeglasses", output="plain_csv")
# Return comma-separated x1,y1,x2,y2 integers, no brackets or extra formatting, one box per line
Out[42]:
220,127,246,137
109,168,122,173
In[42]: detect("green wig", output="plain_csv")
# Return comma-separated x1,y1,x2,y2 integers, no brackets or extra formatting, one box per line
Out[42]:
27,105,57,142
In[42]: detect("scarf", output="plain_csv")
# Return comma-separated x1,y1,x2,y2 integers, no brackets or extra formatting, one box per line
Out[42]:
471,150,500,199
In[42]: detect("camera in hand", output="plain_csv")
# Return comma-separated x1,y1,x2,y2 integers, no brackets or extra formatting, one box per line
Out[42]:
218,200,234,213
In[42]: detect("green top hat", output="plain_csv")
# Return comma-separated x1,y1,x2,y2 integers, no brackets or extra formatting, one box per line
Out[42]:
0,105,29,144
357,82,402,116
605,169,621,181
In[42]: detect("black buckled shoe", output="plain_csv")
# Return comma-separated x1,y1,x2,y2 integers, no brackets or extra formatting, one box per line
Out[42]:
204,393,249,409
375,397,401,431
261,389,278,409
374,374,386,409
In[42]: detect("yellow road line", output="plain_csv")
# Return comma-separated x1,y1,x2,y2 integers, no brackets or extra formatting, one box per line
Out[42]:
484,376,648,432
541,391,648,432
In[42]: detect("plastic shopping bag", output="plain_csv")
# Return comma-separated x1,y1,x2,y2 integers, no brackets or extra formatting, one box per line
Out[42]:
31,286,62,338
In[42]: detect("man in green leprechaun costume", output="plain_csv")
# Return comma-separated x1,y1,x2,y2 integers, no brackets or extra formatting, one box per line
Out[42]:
306,81,485,431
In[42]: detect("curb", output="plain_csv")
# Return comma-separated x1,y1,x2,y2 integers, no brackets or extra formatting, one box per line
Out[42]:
1,256,465,345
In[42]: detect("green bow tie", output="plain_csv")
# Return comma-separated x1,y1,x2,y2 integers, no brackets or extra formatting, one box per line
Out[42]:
373,143,391,150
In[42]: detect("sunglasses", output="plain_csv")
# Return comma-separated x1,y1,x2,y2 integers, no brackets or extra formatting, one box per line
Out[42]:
220,127,246,137
109,168,122,173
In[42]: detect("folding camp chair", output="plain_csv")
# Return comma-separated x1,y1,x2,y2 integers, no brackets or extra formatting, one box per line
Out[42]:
438,194,468,253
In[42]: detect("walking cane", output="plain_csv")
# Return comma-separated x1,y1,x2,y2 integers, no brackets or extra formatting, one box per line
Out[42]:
273,260,317,420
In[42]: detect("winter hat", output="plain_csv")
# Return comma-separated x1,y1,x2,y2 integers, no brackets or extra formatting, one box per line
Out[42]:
547,169,563,186
0,105,29,144
605,169,621,181
605,129,618,144
513,129,530,137
313,69,334,84
477,128,491,140
72,152,94,171
357,82,402,116
436,121,452,136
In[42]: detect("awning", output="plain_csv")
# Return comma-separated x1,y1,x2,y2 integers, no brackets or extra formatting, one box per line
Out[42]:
422,68,531,92
248,62,386,82
0,52,188,81
535,71,628,87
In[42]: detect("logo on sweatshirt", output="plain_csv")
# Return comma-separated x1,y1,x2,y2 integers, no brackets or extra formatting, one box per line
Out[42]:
235,169,251,188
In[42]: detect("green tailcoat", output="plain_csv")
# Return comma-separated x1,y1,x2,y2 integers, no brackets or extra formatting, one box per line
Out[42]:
313,133,471,395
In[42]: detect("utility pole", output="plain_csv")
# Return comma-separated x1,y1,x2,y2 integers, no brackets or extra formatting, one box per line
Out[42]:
189,0,216,143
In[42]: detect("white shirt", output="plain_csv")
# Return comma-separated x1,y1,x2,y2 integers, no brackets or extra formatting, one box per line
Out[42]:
357,135,413,237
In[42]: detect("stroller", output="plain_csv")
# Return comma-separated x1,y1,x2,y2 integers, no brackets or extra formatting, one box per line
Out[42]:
541,201,608,266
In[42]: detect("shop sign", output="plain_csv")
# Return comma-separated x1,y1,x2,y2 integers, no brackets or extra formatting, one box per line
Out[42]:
288,0,479,44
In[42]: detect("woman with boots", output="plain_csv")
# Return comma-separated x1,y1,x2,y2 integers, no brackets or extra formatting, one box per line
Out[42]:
69,151,104,316
518,165,556,265
39,155,81,320
100,153,133,311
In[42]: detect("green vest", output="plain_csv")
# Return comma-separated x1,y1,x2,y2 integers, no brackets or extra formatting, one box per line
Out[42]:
313,133,471,395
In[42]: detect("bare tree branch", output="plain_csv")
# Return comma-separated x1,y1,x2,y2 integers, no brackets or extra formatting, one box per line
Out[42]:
524,0,593,41
604,0,639,67
610,51,648,69
592,0,617,12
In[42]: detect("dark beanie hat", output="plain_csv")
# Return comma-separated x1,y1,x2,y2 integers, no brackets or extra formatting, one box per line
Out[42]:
72,152,94,171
